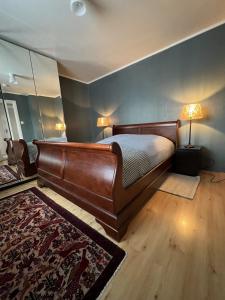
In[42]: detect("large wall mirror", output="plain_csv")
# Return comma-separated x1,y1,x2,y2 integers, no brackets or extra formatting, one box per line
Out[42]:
0,39,66,190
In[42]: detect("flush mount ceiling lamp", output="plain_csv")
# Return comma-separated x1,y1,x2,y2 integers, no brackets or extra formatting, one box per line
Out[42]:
8,73,18,85
70,0,86,16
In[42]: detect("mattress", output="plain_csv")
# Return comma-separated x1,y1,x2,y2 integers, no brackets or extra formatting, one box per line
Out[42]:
98,134,175,187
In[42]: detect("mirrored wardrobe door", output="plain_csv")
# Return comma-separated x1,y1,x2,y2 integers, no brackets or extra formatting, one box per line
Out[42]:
0,97,11,161
0,39,44,142
30,51,66,141
0,39,42,189
0,38,66,190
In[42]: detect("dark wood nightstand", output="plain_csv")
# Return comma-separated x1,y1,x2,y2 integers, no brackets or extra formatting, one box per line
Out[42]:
173,146,202,176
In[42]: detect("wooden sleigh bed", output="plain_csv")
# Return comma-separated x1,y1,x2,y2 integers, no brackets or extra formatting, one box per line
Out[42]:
34,120,180,241
12,139,37,177
4,138,37,177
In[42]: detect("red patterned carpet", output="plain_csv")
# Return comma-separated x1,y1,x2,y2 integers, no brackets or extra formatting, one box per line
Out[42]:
0,188,125,299
0,165,19,186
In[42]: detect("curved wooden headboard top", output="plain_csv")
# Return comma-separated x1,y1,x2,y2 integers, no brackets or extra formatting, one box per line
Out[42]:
112,120,180,145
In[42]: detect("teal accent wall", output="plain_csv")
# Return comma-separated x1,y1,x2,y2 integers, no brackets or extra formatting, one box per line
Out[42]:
60,77,93,142
60,24,225,171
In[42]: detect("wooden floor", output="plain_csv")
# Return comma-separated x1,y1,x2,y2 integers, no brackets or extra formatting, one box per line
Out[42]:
1,171,225,300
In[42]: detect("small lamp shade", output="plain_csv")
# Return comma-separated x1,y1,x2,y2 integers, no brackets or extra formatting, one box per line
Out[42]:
181,103,203,120
97,117,110,127
55,123,66,130
181,103,203,148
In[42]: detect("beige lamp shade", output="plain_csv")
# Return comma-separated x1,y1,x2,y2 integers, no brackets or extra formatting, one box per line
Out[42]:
181,103,203,120
55,123,66,130
97,117,110,127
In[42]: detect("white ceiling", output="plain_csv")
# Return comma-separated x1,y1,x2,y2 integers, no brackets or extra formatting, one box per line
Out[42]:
0,0,225,84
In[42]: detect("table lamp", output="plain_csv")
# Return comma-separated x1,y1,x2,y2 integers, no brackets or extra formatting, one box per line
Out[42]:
97,117,110,139
181,103,203,148
55,123,66,136
55,123,66,131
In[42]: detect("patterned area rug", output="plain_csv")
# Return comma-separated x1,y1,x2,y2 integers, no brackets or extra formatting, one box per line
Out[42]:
0,188,126,299
0,165,19,186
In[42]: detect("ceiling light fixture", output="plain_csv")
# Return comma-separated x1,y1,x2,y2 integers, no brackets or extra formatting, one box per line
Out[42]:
70,0,86,16
8,73,18,85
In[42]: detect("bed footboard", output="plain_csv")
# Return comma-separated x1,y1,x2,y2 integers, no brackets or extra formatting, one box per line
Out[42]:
34,141,172,241
34,141,127,239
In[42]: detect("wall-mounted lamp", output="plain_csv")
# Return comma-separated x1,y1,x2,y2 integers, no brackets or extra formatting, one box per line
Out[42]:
97,117,110,139
1,83,9,88
70,0,86,16
181,103,203,148
8,73,18,85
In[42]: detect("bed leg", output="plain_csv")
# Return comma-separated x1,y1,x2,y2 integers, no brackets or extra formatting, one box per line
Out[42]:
37,178,46,188
96,219,128,242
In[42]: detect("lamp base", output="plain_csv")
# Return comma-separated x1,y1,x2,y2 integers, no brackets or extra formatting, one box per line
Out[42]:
184,144,194,148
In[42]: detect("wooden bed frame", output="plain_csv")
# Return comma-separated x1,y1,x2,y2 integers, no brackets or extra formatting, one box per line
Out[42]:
12,139,37,177
4,138,16,165
34,120,180,241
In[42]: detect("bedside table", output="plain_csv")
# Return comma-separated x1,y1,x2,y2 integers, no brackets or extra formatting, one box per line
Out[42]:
173,146,202,176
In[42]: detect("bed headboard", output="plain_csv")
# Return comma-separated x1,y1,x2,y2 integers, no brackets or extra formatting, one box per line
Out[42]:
112,120,180,145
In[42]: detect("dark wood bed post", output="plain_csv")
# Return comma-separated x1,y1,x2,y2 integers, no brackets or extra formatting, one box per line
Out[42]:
34,120,180,241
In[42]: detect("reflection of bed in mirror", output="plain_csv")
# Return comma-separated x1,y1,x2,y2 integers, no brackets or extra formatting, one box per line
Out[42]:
4,138,16,165
9,137,68,178
12,139,37,177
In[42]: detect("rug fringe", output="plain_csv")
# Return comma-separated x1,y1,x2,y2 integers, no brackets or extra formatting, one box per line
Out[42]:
97,251,128,300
